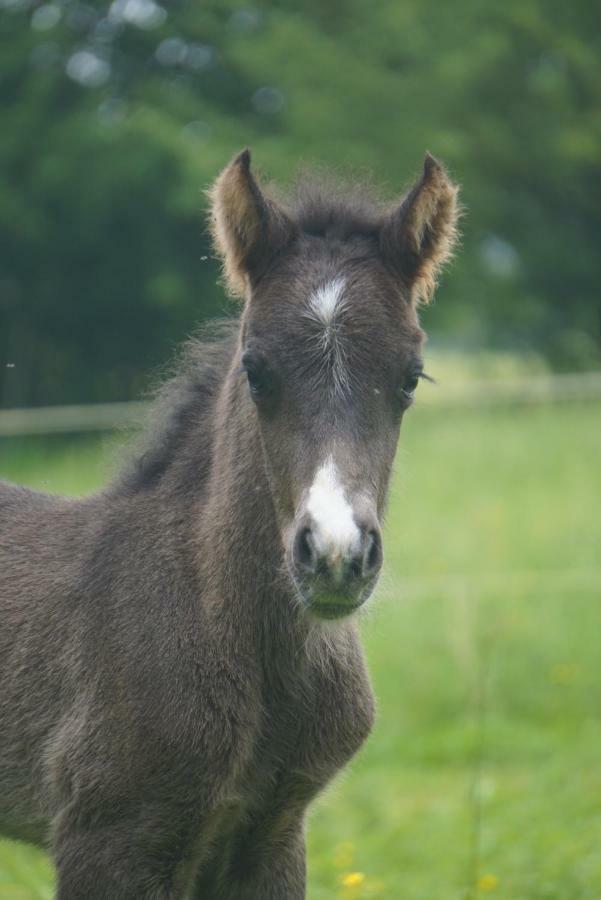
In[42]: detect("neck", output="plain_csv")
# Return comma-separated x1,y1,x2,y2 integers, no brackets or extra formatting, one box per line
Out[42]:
193,347,300,644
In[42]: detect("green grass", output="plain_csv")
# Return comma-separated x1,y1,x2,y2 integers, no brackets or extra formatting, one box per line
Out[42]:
1,399,600,899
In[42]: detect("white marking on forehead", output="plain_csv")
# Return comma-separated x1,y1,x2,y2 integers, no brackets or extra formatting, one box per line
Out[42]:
306,456,360,558
304,276,351,397
308,276,346,325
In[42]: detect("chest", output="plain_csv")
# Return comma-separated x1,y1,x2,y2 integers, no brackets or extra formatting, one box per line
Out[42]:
184,653,374,894
217,639,376,822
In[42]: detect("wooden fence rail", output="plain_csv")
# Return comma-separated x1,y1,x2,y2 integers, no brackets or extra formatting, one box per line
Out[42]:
1,372,601,437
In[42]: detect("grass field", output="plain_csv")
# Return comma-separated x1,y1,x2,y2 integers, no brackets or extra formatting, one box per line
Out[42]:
0,395,600,899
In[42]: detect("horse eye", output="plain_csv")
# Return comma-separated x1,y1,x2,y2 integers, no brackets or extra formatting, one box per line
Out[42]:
399,371,424,408
402,374,420,396
246,367,262,395
242,351,271,400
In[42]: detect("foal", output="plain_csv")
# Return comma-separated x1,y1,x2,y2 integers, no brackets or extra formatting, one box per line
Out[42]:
0,150,459,898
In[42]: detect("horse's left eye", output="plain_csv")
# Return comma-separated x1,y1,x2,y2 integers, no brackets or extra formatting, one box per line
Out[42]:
399,372,421,402
401,374,420,397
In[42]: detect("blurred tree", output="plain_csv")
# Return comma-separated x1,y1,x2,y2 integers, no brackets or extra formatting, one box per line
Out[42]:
0,0,599,407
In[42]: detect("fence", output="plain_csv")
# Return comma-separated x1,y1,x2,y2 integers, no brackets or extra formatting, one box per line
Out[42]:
1,371,601,438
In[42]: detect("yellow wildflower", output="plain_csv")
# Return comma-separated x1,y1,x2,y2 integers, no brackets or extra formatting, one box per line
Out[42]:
550,662,578,684
342,871,365,888
477,873,499,891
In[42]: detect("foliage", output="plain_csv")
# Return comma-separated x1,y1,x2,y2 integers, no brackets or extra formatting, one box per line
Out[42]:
0,0,600,407
1,396,600,896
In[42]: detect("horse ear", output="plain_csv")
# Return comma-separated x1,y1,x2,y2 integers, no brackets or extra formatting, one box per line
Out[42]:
208,149,294,298
380,153,460,304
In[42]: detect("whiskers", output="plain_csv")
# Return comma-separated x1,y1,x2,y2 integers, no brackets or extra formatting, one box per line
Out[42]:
273,557,366,672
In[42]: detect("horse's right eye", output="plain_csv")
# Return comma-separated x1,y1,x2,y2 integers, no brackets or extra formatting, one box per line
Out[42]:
242,351,273,401
247,368,264,395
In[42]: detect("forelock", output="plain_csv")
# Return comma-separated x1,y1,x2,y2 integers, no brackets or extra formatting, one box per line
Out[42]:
277,172,384,242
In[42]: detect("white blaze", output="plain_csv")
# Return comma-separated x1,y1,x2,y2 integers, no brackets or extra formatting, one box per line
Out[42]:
308,276,346,325
306,457,360,559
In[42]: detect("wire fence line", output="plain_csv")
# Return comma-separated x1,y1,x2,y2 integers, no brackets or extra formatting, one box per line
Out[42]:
1,371,601,437
377,565,601,599
0,401,149,438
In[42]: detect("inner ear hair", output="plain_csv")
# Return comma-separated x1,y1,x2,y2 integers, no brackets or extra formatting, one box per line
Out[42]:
381,153,461,305
208,149,294,299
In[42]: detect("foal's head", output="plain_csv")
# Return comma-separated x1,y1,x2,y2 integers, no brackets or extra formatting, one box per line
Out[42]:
210,150,459,620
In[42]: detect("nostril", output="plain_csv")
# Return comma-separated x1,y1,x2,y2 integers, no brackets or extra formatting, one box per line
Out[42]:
294,526,317,573
348,556,363,580
363,529,382,577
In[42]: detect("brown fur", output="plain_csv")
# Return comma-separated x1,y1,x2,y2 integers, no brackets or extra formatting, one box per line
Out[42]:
211,149,459,304
0,150,459,898
208,149,295,299
380,152,460,304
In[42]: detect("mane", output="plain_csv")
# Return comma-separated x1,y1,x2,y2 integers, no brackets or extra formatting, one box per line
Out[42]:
116,319,239,493
277,171,385,242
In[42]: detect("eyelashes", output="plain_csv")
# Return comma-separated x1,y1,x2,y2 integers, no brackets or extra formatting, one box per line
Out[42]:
398,369,434,405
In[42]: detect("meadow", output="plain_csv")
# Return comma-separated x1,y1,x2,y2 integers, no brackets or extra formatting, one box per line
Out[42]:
0,391,600,899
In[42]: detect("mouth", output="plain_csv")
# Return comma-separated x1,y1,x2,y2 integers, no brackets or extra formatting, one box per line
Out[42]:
291,575,374,621
307,600,365,620
286,552,380,622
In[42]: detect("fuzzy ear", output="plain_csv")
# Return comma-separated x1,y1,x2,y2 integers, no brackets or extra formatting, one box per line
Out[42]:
380,153,460,304
208,149,294,298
